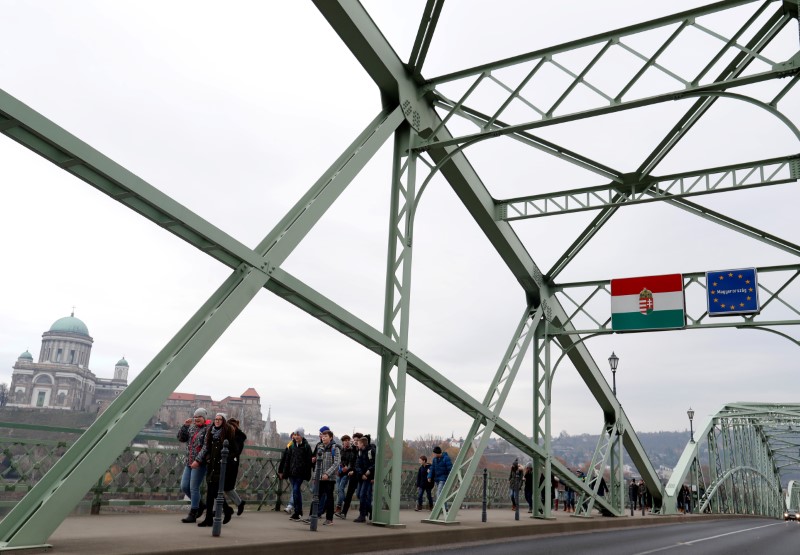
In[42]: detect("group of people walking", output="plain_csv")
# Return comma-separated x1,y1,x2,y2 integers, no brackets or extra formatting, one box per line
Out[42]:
277,426,377,526
177,408,247,527
628,478,653,515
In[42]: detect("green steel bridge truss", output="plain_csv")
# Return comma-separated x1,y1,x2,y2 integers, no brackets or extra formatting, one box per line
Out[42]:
2,0,800,548
664,403,800,516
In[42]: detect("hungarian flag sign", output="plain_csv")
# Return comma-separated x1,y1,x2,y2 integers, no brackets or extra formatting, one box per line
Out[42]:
611,273,685,331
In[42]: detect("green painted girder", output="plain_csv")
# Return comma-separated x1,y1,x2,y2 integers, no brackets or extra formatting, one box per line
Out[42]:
0,265,270,548
0,88,403,275
787,480,800,509
425,61,799,151
0,97,405,549
543,5,791,281
436,100,624,183
426,0,769,86
407,0,444,79
496,155,800,221
637,3,790,176
419,5,795,150
427,306,541,523
664,403,800,516
373,129,416,527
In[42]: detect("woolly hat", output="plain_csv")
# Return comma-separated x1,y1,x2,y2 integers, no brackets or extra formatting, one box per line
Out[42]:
294,426,305,436
432,446,442,454
215,412,227,420
194,408,208,418
319,425,330,433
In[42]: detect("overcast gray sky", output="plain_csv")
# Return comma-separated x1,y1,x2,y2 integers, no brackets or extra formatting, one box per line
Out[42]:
1,1,799,443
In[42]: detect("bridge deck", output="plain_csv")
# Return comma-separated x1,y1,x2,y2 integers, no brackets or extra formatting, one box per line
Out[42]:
4,507,739,554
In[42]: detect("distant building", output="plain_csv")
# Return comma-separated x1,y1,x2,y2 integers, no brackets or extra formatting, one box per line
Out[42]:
7,313,279,446
8,313,128,412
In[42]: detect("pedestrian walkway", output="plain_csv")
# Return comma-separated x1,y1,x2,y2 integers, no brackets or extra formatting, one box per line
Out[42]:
3,507,737,555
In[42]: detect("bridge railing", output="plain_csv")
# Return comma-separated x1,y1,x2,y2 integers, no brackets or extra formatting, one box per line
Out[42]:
0,422,512,514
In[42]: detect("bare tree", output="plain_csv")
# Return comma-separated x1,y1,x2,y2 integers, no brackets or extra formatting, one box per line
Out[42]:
0,382,8,407
409,434,450,458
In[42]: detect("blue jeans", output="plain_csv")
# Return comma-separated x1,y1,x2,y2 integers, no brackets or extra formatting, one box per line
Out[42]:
358,480,373,518
290,477,304,516
435,480,450,510
336,475,348,507
180,464,206,510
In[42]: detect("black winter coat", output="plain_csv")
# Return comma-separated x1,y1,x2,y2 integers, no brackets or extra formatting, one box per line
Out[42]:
417,463,433,489
278,438,312,481
339,445,357,477
203,424,236,484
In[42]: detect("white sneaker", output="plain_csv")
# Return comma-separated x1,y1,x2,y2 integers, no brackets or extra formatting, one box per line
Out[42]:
284,505,294,514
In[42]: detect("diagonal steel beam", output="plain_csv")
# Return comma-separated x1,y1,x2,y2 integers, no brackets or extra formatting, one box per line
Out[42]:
660,195,800,257
636,4,789,176
545,4,789,281
408,0,445,78
0,93,404,548
316,0,665,507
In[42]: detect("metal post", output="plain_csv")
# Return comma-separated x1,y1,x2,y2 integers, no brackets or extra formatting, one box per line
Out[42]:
482,468,487,523
212,440,229,537
309,443,323,531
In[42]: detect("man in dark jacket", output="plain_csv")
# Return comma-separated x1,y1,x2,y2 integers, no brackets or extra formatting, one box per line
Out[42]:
277,427,312,521
353,435,376,522
428,446,452,510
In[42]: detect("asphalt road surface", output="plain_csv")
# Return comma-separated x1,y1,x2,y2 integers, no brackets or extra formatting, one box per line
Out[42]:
389,518,798,555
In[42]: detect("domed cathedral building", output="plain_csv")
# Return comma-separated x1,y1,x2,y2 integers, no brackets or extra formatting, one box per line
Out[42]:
8,313,129,412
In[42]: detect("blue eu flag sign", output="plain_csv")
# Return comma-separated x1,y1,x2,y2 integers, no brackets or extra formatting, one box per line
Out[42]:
706,268,760,317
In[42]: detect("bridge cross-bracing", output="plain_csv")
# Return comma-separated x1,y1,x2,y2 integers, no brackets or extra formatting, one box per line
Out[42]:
3,0,800,549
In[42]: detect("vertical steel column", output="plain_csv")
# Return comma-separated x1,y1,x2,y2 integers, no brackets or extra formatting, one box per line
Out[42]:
531,326,551,518
426,306,539,523
708,424,720,513
609,419,624,514
373,126,415,528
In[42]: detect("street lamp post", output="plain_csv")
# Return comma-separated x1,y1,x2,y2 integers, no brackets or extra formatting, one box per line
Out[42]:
608,352,619,396
687,407,695,443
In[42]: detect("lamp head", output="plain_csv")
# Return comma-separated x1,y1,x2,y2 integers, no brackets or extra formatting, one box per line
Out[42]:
608,352,619,372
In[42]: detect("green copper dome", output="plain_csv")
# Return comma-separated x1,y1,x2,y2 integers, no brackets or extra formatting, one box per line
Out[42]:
116,357,129,367
19,350,33,360
49,315,90,336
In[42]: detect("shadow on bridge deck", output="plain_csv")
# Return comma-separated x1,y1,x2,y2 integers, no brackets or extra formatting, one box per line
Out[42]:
4,508,747,555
